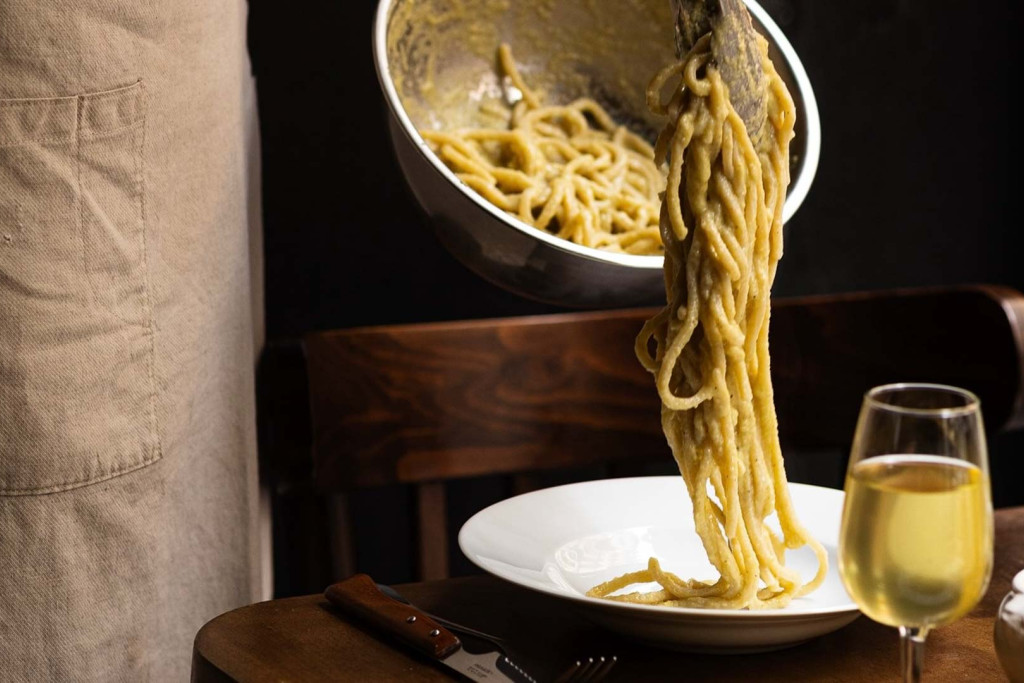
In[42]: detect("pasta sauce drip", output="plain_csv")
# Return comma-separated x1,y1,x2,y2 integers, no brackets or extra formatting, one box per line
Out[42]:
587,34,827,609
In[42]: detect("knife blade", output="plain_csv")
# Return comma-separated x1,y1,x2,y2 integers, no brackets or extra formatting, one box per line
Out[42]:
325,574,535,683
439,648,535,683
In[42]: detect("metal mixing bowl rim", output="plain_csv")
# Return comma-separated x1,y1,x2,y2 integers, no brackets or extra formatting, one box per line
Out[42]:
747,0,820,224
371,0,820,272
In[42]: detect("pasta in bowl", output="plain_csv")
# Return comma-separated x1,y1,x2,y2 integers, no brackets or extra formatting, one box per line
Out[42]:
372,0,819,308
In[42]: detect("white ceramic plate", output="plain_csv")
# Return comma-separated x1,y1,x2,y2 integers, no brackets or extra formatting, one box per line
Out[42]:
459,477,860,652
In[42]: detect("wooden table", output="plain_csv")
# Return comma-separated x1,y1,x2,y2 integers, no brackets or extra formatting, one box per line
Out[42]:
193,507,1024,682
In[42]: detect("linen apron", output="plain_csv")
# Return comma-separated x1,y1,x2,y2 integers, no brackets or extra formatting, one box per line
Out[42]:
0,0,263,679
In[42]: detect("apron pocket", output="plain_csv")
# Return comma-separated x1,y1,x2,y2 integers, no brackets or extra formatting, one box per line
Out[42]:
0,81,159,495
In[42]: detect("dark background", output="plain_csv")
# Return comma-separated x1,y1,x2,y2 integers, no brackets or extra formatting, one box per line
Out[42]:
247,1,1024,594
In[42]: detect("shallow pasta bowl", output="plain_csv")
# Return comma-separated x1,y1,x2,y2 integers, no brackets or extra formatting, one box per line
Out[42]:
373,0,820,308
459,477,859,652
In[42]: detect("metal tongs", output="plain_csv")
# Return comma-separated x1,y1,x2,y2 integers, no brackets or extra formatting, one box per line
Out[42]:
671,0,769,144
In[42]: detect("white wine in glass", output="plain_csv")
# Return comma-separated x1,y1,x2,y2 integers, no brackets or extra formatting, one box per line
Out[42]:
839,384,993,683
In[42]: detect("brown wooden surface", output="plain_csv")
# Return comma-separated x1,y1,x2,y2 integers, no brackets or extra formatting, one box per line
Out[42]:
193,506,1024,682
304,285,1024,491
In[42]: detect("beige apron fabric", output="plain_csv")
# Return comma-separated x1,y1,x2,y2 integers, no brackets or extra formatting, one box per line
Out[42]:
0,0,261,679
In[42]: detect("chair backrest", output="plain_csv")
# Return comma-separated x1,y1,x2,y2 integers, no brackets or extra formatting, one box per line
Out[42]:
273,285,1024,582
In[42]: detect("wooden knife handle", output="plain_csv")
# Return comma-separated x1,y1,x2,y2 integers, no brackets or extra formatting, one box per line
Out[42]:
325,574,461,660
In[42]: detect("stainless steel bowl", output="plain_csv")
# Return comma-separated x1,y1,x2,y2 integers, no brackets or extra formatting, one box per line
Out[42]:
372,0,820,308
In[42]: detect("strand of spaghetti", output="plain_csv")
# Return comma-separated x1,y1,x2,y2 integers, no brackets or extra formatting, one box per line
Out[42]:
498,42,541,109
421,45,666,255
588,31,827,610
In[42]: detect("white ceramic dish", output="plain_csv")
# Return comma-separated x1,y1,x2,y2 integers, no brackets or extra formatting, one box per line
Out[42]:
459,476,859,652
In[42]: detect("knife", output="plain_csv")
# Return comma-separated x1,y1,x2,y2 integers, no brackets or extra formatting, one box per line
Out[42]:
325,574,536,683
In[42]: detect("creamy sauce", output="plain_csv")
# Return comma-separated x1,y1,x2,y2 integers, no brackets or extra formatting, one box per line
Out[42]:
385,0,675,140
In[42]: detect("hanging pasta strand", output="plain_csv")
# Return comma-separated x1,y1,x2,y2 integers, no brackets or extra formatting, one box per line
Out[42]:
589,33,827,610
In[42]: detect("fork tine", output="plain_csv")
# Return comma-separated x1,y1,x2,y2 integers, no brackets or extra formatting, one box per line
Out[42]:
554,655,618,683
587,655,617,682
576,658,599,683
553,659,587,683
552,660,582,683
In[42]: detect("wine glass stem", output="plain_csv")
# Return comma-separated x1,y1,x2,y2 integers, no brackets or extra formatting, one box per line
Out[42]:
899,626,928,683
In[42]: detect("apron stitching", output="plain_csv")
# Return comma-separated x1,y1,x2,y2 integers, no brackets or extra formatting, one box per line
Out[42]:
0,453,163,496
79,119,145,142
0,136,77,149
137,81,162,466
77,94,89,308
0,98,76,108
76,82,141,104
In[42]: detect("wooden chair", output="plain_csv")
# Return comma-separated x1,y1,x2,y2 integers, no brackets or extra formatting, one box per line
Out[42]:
260,285,1024,587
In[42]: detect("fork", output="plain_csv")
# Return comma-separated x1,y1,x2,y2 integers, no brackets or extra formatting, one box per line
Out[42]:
379,582,617,683
553,655,618,683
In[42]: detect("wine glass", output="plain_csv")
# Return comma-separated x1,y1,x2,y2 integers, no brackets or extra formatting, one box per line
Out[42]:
838,383,994,683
